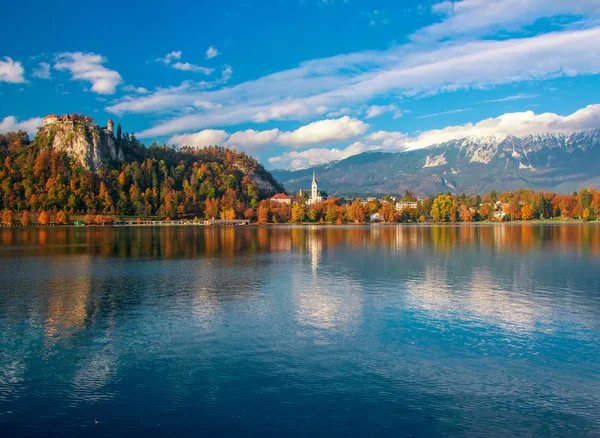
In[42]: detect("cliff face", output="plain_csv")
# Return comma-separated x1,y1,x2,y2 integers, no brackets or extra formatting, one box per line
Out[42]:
40,122,124,171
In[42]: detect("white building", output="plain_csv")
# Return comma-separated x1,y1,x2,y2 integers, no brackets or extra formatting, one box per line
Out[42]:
396,201,419,211
301,172,328,205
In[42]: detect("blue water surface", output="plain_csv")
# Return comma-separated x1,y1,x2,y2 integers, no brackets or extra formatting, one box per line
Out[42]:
0,225,599,436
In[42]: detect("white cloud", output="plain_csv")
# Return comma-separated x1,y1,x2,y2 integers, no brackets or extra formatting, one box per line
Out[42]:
479,93,538,103
228,129,281,148
414,0,600,41
221,66,232,82
268,142,380,169
193,100,223,110
172,62,214,75
156,51,214,75
326,107,352,118
363,130,409,148
277,116,369,146
0,57,26,83
54,52,122,94
32,62,51,80
110,80,206,114
156,51,182,65
0,115,42,136
365,104,402,119
206,46,220,59
167,116,369,150
168,129,229,149
130,26,600,137
417,108,471,119
122,84,149,94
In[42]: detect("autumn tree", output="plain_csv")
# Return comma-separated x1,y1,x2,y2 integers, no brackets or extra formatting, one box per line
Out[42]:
257,201,270,224
2,209,13,225
459,205,474,222
38,210,50,225
583,208,590,222
21,211,32,226
220,208,236,220
56,210,70,225
431,195,453,222
521,204,534,220
204,198,220,219
291,203,306,223
244,208,256,221
378,203,397,223
346,201,366,223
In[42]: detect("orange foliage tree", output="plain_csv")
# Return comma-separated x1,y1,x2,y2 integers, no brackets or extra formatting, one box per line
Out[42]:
38,211,50,225
2,209,13,225
21,211,32,226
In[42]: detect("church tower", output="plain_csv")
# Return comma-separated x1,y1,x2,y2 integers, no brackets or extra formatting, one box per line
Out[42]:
107,119,114,135
311,171,318,201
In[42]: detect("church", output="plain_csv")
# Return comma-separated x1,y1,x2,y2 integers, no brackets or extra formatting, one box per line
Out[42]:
299,172,328,205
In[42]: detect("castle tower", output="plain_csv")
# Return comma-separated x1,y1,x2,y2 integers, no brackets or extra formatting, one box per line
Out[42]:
311,171,318,201
107,119,114,134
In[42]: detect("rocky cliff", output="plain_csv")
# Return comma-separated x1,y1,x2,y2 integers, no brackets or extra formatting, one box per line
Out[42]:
40,122,124,171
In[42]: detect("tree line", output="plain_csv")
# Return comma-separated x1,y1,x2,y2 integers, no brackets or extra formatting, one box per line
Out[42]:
251,188,600,224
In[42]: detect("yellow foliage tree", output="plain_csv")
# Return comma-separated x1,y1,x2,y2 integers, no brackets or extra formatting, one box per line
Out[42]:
220,208,236,220
521,204,534,220
583,208,590,222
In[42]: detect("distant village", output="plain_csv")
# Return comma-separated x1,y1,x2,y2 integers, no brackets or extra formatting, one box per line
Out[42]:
269,172,515,223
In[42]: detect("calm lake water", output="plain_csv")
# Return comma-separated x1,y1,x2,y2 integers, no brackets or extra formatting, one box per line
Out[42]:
1,224,599,436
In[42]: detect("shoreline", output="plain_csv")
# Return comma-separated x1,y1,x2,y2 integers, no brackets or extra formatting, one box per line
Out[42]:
1,220,598,228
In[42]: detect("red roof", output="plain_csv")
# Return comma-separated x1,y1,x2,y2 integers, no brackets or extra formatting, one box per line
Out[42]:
107,119,114,124
44,114,60,119
271,193,292,200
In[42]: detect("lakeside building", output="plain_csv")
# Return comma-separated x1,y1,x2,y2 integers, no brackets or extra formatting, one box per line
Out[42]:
396,201,419,211
270,193,294,205
299,172,328,205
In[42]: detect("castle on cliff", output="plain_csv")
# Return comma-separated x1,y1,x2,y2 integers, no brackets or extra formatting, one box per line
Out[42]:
42,113,114,134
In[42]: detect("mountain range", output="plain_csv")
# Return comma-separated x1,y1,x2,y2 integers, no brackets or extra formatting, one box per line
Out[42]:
271,130,600,196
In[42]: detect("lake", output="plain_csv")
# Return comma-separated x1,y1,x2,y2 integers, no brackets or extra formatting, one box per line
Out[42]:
1,224,599,436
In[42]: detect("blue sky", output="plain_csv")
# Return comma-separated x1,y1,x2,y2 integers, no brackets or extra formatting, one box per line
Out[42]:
1,0,600,169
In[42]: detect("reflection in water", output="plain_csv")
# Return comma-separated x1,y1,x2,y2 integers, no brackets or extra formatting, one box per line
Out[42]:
1,224,599,436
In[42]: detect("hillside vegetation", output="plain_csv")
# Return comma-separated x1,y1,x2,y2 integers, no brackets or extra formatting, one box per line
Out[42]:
0,129,283,220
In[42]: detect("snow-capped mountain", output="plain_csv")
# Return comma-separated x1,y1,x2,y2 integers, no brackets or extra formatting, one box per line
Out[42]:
271,130,600,195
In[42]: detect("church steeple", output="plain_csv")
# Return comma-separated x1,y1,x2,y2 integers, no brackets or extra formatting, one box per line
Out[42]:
311,171,318,201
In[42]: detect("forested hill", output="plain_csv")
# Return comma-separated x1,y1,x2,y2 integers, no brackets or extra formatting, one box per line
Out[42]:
0,129,284,219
